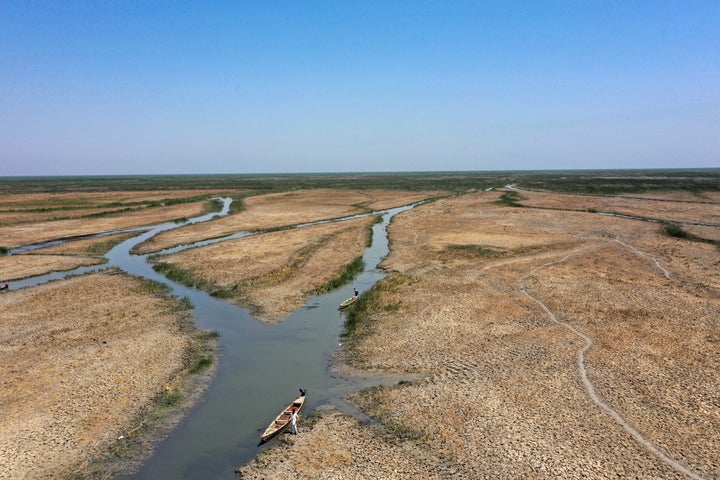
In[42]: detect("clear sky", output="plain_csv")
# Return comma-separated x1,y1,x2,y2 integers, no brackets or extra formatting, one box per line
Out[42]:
1,1,718,176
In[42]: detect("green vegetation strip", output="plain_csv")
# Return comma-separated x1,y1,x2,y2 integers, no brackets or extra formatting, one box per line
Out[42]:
661,222,720,246
494,190,523,207
2,170,719,197
342,274,415,338
152,262,217,293
313,256,365,295
445,244,506,257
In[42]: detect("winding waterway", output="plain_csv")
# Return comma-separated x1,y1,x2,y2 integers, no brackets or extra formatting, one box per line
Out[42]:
9,198,415,479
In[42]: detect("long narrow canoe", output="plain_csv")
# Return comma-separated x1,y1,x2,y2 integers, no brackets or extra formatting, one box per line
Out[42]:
260,389,307,444
339,296,357,309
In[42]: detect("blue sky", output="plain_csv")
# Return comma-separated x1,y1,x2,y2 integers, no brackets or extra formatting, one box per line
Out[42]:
1,1,718,175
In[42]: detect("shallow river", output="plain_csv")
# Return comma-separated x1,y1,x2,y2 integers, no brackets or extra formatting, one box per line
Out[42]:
13,199,415,479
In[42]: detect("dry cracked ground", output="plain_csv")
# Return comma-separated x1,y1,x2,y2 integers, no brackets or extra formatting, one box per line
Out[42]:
238,189,720,480
1,186,718,479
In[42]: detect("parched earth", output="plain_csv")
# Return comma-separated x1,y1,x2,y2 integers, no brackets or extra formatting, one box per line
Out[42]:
0,187,438,480
0,271,215,480
0,198,214,248
134,188,441,254
514,188,720,226
238,190,720,479
2,186,718,480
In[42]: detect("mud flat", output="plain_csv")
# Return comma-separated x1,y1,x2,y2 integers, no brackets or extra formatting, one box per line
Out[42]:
0,271,216,480
238,190,719,479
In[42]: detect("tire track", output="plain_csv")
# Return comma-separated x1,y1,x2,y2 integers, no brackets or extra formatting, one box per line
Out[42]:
518,243,707,480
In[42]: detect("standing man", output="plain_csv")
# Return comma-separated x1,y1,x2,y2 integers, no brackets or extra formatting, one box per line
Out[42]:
290,408,299,435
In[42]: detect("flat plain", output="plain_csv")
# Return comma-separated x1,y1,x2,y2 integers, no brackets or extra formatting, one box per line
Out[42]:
239,186,720,479
1,172,719,480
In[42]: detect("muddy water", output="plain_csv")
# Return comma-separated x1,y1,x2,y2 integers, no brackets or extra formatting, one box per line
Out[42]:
101,203,415,479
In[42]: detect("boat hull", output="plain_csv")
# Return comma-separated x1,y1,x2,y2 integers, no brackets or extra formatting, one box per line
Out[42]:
260,393,306,443
339,296,357,309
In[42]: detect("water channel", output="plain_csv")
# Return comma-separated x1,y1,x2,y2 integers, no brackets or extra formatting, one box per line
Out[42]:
10,199,415,479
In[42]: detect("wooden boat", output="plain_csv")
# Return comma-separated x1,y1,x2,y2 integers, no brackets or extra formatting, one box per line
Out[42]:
339,296,357,309
260,389,307,444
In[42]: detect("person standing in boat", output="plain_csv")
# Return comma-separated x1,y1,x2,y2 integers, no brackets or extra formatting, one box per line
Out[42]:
353,288,358,298
289,408,299,435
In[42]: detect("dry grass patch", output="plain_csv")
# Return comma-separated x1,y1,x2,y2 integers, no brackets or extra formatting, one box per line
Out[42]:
0,189,224,211
135,189,440,254
0,254,105,281
0,200,211,249
18,231,140,257
0,207,133,226
628,191,718,202
237,410,443,479
684,225,720,242
319,191,718,478
517,189,720,225
0,271,211,480
154,215,376,322
524,243,720,477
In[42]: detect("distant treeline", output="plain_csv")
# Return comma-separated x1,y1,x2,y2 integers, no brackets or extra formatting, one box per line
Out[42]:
1,169,719,195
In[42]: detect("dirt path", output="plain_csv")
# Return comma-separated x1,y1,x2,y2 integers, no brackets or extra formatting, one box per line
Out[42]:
518,242,707,480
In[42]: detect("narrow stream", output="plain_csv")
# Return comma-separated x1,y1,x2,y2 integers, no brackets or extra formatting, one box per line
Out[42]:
8,199,415,479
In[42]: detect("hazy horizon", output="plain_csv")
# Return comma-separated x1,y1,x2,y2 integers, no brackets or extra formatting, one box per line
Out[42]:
1,1,718,176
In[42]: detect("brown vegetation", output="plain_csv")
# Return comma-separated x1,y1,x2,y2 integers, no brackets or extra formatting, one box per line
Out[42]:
3,183,718,479
0,254,106,281
0,271,214,480
135,189,440,254
0,200,212,248
515,188,720,225
239,190,719,479
18,232,139,257
156,215,376,322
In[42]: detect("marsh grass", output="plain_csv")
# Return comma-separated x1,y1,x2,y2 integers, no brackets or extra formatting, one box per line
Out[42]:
661,222,720,246
495,191,523,207
228,195,247,214
313,256,365,294
343,274,415,338
662,222,689,239
160,391,183,407
189,357,213,374
152,262,211,290
175,296,194,311
3,170,719,197
86,233,137,255
137,277,171,295
314,220,374,294
445,244,505,257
